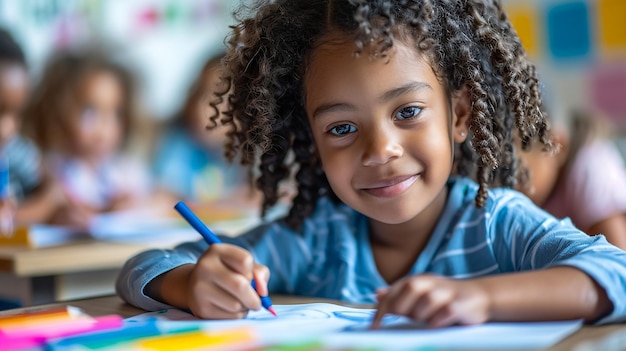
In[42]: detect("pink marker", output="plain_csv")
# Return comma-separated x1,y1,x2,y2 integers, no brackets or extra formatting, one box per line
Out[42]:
0,314,123,349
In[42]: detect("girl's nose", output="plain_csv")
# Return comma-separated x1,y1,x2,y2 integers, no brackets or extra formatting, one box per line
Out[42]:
361,126,403,166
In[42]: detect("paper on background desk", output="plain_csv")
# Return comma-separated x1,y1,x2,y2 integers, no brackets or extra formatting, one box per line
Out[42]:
0,224,87,247
127,303,583,350
89,206,260,241
0,206,261,248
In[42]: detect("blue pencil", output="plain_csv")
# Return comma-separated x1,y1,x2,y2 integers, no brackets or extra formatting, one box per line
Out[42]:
174,201,277,317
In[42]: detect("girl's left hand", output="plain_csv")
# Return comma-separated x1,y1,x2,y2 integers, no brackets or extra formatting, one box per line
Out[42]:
371,274,491,329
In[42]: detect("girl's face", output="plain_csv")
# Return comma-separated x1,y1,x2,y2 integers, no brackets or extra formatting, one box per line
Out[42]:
187,66,228,149
70,70,124,161
305,37,469,225
0,64,29,146
516,130,568,206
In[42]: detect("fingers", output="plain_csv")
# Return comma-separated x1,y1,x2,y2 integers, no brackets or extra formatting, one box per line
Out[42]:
252,264,271,296
190,278,249,319
375,287,389,300
209,245,261,308
218,244,256,279
412,288,454,322
371,299,388,329
372,276,477,329
190,244,269,319
372,277,428,329
427,305,458,328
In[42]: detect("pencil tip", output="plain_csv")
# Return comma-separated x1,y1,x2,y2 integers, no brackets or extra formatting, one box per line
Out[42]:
268,306,277,317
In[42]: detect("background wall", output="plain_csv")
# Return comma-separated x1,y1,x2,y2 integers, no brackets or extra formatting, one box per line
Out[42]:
1,0,625,126
503,0,626,126
0,0,235,120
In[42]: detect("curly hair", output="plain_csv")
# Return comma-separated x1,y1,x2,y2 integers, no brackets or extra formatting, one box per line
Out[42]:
211,0,552,230
22,49,137,155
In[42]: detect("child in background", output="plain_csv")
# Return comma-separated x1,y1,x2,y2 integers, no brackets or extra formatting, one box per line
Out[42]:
517,105,626,251
151,51,256,206
117,0,626,327
0,28,70,232
22,49,151,226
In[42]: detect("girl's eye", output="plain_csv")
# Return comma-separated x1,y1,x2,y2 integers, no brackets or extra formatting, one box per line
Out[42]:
395,106,422,120
329,124,357,136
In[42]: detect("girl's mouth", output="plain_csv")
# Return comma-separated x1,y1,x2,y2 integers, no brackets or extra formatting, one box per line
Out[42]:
361,174,419,198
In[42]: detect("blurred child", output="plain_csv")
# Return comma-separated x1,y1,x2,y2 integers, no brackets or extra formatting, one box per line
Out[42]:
518,104,626,250
0,28,69,232
151,51,257,207
22,49,151,225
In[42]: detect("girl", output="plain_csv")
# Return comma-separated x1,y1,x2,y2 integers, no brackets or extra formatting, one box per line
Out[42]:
22,49,151,227
517,106,626,250
151,51,257,206
116,0,626,328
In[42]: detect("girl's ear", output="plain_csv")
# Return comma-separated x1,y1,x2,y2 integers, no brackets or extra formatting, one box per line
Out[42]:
451,87,471,143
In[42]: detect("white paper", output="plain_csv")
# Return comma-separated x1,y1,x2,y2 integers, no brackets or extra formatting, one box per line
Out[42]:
127,303,583,350
23,224,87,247
88,207,260,244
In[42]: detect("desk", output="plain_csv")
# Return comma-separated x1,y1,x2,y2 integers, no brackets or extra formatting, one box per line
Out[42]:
0,216,261,307
0,240,155,306
1,295,623,351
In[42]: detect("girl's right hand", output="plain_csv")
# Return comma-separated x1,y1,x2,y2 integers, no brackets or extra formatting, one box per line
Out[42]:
186,243,270,319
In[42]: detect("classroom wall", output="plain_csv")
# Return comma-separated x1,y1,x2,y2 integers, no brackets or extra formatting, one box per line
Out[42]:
502,0,626,127
0,0,235,121
1,0,625,127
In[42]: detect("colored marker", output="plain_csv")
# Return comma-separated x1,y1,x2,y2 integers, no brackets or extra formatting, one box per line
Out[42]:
0,314,123,349
0,154,13,236
0,306,79,327
174,201,277,317
45,318,198,350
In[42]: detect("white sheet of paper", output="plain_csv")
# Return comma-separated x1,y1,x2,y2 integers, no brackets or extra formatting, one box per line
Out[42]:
127,303,582,350
88,208,260,244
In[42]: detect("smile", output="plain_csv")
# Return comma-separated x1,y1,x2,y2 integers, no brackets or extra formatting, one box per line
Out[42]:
361,174,419,198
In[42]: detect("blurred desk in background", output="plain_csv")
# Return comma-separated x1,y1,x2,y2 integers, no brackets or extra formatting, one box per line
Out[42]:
0,240,153,306
0,207,261,307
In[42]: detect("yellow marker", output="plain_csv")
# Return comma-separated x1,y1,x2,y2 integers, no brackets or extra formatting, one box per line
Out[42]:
136,327,257,351
0,226,31,246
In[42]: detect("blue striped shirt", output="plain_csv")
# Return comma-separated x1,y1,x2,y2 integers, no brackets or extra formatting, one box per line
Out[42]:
116,176,626,324
2,135,43,201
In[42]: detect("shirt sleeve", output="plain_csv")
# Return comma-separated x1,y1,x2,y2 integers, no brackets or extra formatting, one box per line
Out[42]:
115,221,311,311
490,193,626,324
115,240,208,311
9,137,43,198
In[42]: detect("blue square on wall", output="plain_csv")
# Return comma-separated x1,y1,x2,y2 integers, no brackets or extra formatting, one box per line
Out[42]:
546,1,591,59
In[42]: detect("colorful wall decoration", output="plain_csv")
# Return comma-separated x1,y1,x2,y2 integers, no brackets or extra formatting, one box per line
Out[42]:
0,0,234,120
503,0,626,125
0,0,625,124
